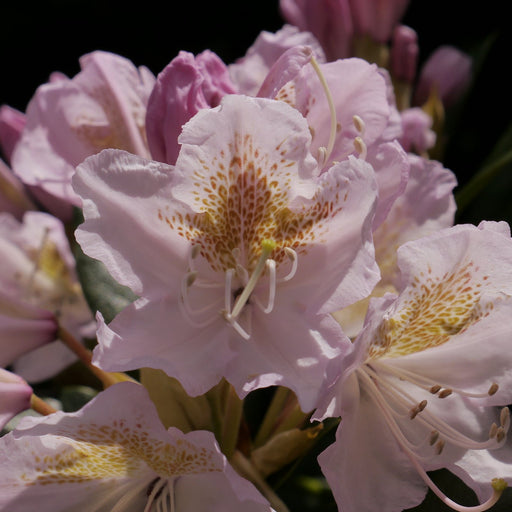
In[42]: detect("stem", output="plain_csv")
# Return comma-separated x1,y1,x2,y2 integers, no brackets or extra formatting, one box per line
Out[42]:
57,325,134,388
221,383,244,459
30,394,58,415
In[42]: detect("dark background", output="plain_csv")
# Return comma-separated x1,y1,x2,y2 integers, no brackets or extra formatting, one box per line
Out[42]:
1,0,511,223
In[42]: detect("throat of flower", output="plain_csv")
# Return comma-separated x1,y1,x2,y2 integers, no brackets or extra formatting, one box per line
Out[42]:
224,239,277,340
356,362,509,512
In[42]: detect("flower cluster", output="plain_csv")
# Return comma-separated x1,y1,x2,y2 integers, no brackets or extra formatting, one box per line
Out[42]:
0,2,510,512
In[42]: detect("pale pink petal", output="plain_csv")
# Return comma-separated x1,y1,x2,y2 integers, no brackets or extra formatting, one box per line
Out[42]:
0,159,34,219
0,369,32,430
0,382,271,512
73,150,189,298
146,50,237,165
399,107,436,153
229,24,325,96
318,373,427,512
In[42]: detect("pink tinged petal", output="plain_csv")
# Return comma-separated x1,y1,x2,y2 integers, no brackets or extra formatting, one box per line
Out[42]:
0,105,26,162
0,159,35,219
146,50,237,165
229,25,325,96
257,45,313,100
0,369,32,430
414,46,473,107
73,149,190,298
317,372,428,512
11,51,153,208
0,382,271,512
366,139,409,229
279,0,354,60
399,107,436,153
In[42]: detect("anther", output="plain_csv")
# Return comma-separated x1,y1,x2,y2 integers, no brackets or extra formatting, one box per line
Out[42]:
489,423,498,439
438,388,453,399
353,115,365,135
430,384,442,394
495,427,506,444
185,271,197,287
429,430,439,445
410,400,427,419
488,383,499,396
435,439,445,455
500,407,510,429
354,136,367,160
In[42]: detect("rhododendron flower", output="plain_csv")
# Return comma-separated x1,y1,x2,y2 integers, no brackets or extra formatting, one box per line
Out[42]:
10,51,155,220
0,369,32,430
316,222,512,512
0,381,274,512
73,94,379,411
0,211,94,382
334,155,456,338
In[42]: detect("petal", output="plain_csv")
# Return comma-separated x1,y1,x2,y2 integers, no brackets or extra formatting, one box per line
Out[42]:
0,369,32,430
73,149,189,297
317,373,428,512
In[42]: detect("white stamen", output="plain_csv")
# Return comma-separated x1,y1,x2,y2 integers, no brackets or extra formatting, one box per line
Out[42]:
230,240,276,320
279,247,298,282
224,268,234,313
111,479,152,512
310,56,338,167
253,259,277,314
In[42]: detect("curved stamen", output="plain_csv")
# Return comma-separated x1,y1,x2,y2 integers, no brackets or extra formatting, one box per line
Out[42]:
310,56,338,168
354,136,367,160
110,479,152,512
180,272,223,328
406,454,507,512
278,247,298,282
253,259,277,314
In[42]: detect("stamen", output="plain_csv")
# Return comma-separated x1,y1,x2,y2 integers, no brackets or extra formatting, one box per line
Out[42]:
253,259,277,314
489,423,498,439
111,479,152,512
438,388,453,399
429,430,439,445
354,136,367,160
230,240,276,319
224,268,234,313
407,452,507,512
310,56,338,167
500,407,510,429
409,400,427,419
435,439,445,455
279,247,298,282
179,272,222,328
187,244,201,271
488,383,499,396
430,385,442,394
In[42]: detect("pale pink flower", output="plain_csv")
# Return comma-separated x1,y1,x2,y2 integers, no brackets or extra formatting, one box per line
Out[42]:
316,222,512,512
0,211,94,382
0,369,32,430
228,24,325,96
146,50,237,165
10,51,155,220
0,381,274,511
414,45,473,107
73,94,379,411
